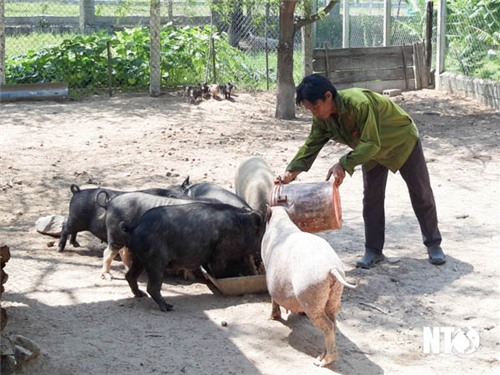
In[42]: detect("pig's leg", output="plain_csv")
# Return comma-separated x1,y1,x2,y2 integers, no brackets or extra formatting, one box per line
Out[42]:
69,233,80,248
325,284,343,323
101,246,120,280
246,254,259,275
57,231,69,252
146,266,173,312
58,226,79,252
270,300,282,320
143,249,173,312
309,312,337,367
118,247,133,271
125,258,146,298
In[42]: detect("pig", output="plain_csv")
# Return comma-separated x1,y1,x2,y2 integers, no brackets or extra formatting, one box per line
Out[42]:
100,192,199,280
121,202,265,312
234,156,274,217
261,206,357,367
223,82,234,99
179,176,252,211
201,82,210,99
101,181,256,279
57,184,181,253
178,177,261,272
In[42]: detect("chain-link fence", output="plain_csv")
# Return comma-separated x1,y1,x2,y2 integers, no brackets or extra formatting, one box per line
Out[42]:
444,0,499,81
1,1,497,97
314,0,424,49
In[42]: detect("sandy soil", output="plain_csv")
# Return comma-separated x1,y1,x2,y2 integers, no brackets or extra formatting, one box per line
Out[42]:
0,88,499,375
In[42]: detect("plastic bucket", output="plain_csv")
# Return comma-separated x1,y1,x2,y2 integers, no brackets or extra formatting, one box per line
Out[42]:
270,181,342,233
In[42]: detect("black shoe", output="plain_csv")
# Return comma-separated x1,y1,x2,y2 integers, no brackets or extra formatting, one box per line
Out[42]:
356,250,385,269
427,245,446,265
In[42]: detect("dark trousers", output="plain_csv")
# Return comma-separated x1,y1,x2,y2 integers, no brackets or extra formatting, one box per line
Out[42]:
362,139,442,254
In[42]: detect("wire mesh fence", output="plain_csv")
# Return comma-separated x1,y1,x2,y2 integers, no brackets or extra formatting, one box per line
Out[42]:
1,0,497,97
444,0,499,81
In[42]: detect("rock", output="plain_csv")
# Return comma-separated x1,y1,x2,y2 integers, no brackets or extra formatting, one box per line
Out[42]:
35,215,66,237
0,333,16,375
11,335,41,358
0,334,41,374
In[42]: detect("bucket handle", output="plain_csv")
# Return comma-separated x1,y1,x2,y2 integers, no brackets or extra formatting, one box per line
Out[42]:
277,194,288,203
273,181,288,204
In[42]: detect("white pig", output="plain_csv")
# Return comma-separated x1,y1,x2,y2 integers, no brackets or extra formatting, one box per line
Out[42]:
234,156,274,217
261,205,357,367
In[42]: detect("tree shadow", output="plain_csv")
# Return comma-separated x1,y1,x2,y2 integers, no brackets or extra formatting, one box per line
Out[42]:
3,291,268,375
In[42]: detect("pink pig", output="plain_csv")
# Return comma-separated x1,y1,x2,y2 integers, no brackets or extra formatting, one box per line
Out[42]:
261,205,358,367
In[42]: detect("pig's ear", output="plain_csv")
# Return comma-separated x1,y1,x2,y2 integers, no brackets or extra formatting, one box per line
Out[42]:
249,211,263,228
70,184,81,194
181,176,190,190
95,190,110,209
265,204,272,223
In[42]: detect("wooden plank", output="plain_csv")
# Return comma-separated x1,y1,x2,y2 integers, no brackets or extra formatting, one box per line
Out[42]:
413,43,422,90
313,46,414,71
417,42,429,88
328,67,415,84
313,45,413,59
401,45,409,90
313,54,408,71
334,79,416,93
323,42,330,80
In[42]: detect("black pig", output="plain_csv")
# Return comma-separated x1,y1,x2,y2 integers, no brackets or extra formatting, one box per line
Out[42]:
122,202,264,311
179,176,251,211
101,192,199,279
58,184,181,253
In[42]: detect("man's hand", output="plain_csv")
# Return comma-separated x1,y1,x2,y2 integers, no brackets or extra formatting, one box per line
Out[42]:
275,170,301,185
326,163,345,187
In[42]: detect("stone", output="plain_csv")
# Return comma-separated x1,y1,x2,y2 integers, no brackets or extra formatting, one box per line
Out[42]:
383,89,402,97
35,215,66,237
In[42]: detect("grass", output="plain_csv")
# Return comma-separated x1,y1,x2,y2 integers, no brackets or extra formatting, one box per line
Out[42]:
5,1,210,17
5,33,75,60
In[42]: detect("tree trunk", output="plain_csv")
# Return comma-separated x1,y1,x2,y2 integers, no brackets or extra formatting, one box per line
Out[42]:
149,0,161,97
275,0,297,120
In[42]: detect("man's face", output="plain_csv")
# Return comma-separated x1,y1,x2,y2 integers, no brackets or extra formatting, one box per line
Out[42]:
302,91,335,120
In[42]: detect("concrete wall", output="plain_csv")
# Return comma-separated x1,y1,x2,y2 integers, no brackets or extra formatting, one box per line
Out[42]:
439,72,500,111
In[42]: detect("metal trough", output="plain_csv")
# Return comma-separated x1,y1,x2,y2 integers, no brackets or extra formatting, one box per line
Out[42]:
0,83,68,102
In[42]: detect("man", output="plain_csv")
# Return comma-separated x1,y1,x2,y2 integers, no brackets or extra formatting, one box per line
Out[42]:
277,74,446,268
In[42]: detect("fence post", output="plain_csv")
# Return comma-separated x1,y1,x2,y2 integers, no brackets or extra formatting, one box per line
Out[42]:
383,0,391,46
424,1,433,86
0,0,5,85
323,42,330,79
302,0,313,77
150,0,161,97
265,1,270,90
167,0,173,23
342,0,350,48
436,0,446,90
79,0,95,33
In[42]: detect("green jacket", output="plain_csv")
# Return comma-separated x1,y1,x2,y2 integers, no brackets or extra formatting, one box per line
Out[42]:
287,88,419,175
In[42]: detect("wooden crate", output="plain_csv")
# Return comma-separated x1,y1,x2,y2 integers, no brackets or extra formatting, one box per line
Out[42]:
313,43,430,93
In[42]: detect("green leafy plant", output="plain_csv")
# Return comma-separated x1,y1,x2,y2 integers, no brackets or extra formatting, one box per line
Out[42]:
5,23,268,95
446,0,499,79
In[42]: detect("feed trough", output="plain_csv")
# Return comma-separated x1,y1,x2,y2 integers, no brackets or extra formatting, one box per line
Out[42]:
200,266,267,296
0,83,68,102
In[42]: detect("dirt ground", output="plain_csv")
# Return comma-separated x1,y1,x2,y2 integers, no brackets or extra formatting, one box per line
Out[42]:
0,88,499,375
